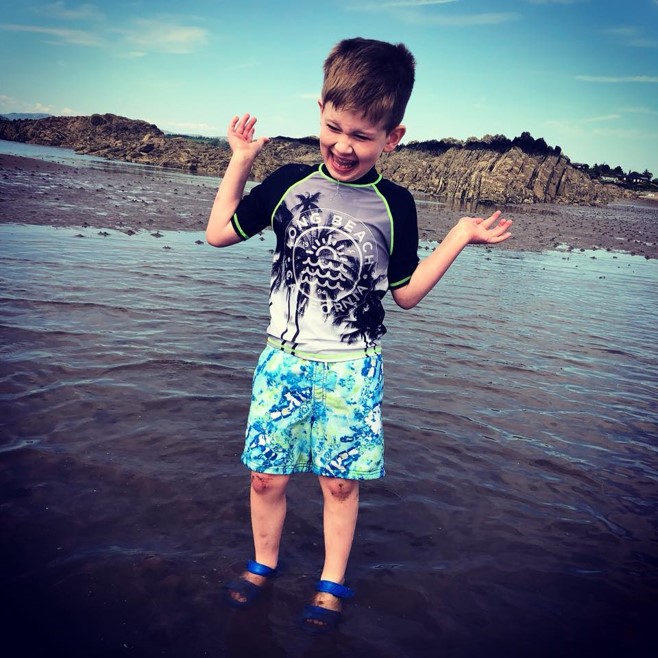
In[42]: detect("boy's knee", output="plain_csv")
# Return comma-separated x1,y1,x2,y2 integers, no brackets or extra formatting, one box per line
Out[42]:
321,477,359,502
250,471,287,496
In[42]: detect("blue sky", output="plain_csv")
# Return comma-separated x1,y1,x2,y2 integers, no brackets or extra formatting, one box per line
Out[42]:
1,0,657,175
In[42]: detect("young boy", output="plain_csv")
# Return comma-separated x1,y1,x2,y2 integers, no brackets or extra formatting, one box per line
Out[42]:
206,37,512,632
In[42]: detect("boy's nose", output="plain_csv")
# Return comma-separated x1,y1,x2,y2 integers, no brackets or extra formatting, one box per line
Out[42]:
334,136,353,154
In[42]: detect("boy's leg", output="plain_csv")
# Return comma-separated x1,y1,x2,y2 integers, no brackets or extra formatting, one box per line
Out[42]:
227,470,290,605
311,475,359,614
319,476,360,582
250,470,290,569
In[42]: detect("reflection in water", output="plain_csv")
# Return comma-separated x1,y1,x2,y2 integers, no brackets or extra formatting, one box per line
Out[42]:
1,223,657,658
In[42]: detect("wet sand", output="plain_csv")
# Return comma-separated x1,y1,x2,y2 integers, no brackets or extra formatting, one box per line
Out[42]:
2,153,657,258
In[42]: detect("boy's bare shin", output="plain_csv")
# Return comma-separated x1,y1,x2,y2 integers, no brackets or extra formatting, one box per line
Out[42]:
319,476,360,584
249,471,290,569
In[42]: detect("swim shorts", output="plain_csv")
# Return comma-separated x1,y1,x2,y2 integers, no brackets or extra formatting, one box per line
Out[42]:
242,345,385,480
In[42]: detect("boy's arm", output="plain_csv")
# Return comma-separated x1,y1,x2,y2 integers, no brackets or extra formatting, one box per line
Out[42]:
206,114,269,247
391,211,512,309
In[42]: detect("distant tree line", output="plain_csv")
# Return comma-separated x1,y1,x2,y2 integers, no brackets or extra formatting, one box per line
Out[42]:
170,134,227,148
270,135,320,146
575,162,656,188
403,131,562,156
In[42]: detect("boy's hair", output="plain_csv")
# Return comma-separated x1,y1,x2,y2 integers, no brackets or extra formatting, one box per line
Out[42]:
322,37,416,133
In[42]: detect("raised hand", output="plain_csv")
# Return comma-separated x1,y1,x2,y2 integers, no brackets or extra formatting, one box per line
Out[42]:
227,113,269,159
457,210,513,244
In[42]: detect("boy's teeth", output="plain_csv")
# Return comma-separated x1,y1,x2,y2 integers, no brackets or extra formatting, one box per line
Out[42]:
335,155,354,167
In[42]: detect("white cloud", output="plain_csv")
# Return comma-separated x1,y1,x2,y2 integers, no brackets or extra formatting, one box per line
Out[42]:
113,19,209,55
526,0,587,5
580,114,620,123
618,105,658,115
601,26,658,49
584,127,658,140
1,15,209,56
0,95,67,115
545,118,657,142
358,9,521,25
37,2,105,21
380,0,458,6
0,94,20,110
420,12,521,26
346,0,520,25
576,75,658,83
118,51,147,59
602,27,636,37
348,0,456,7
31,102,55,113
224,60,259,72
545,109,658,150
0,22,101,46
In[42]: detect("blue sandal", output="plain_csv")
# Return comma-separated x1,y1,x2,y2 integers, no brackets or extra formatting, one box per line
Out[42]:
223,560,277,608
301,580,355,633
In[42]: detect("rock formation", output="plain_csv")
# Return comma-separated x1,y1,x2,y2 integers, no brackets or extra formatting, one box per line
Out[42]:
377,142,621,206
0,113,627,205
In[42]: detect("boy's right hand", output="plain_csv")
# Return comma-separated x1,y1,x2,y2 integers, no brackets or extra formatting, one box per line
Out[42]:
227,113,269,160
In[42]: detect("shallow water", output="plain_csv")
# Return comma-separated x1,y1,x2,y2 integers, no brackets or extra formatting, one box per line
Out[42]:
1,218,657,657
0,137,223,186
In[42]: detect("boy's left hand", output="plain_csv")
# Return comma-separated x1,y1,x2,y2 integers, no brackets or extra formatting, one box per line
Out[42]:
458,210,513,244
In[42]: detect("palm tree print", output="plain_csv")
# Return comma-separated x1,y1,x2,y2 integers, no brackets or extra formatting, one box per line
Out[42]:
269,191,386,349
331,270,387,346
292,192,321,214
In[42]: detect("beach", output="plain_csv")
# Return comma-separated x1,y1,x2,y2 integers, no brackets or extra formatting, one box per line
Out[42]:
1,145,657,657
1,151,657,258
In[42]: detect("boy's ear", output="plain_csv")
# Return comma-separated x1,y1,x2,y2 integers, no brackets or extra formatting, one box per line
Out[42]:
383,125,406,152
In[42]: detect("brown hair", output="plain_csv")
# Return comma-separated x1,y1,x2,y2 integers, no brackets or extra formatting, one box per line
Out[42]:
322,37,416,133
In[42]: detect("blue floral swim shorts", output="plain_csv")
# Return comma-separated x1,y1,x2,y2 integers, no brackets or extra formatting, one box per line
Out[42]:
242,345,385,480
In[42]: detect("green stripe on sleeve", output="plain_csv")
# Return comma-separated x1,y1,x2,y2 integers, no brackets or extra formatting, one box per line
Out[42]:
231,213,250,240
389,274,412,289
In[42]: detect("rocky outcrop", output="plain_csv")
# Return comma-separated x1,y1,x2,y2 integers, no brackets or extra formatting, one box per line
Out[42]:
378,143,623,206
0,113,160,150
0,113,220,171
0,114,627,205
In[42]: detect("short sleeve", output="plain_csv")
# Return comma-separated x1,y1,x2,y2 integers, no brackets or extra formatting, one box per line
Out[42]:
230,180,272,240
384,183,419,289
231,164,313,240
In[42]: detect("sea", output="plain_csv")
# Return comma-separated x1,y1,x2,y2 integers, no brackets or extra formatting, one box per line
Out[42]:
1,142,657,657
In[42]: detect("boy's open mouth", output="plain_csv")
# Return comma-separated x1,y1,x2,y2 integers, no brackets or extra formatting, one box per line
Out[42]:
330,153,357,174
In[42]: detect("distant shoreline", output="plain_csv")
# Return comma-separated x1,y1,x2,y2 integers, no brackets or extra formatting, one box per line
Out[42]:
1,153,657,259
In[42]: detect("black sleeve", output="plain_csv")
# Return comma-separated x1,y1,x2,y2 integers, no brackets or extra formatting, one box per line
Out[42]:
382,182,419,289
231,163,313,240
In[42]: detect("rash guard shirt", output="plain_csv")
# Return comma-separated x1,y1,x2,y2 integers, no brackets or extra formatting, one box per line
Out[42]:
231,163,419,361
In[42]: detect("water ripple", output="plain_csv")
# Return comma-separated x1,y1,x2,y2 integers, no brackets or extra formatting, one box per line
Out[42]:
1,222,657,657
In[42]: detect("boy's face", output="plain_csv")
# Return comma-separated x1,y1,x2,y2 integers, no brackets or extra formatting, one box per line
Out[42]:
318,102,405,183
